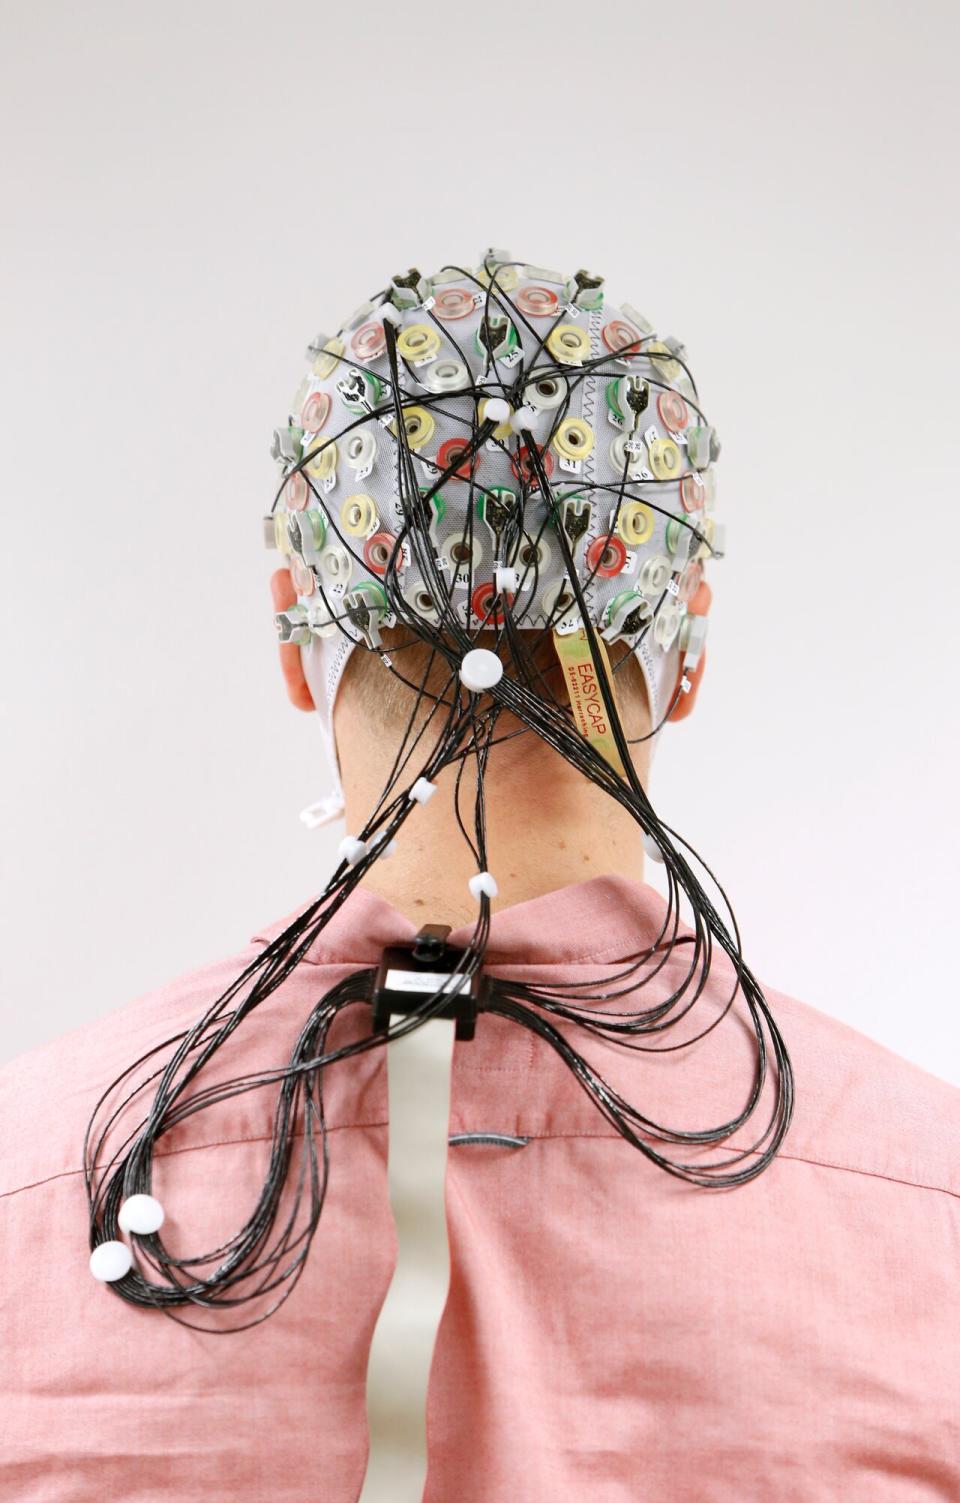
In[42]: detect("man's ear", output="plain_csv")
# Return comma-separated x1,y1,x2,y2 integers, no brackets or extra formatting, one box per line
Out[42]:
666,579,712,724
269,569,316,712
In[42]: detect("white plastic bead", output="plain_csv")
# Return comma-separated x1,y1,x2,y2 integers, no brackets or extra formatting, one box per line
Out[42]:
374,835,397,858
338,835,368,866
510,405,537,433
495,566,520,594
483,397,511,425
380,302,402,325
89,1240,133,1282
469,871,499,901
459,648,503,692
642,830,665,864
118,1194,165,1235
408,777,438,805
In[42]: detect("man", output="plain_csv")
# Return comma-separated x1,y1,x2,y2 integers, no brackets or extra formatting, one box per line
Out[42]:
2,256,958,1501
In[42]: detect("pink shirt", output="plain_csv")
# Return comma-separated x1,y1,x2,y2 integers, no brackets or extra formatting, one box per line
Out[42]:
2,874,958,1500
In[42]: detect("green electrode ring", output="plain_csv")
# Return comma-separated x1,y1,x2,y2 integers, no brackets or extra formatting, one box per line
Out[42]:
417,486,446,533
474,316,518,361
338,369,383,415
475,487,518,530
350,578,389,613
605,380,627,422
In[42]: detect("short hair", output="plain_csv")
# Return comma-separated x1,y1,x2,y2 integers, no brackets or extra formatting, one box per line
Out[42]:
338,625,652,746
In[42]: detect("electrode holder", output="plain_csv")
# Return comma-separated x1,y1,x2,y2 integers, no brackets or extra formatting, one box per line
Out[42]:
372,924,480,1041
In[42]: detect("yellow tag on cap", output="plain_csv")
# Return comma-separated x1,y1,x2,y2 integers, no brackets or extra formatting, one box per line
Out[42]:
552,627,626,776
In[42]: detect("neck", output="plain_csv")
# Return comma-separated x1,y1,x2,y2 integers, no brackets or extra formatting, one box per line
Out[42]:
339,727,650,931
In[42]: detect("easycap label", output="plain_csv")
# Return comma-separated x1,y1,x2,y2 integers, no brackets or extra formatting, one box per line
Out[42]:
552,627,627,776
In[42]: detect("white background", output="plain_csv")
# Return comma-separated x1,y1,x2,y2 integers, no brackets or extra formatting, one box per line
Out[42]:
1,0,957,1081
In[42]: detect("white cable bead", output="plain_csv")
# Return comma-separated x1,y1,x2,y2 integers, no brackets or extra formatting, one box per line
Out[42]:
510,405,538,433
495,566,520,594
459,648,503,692
483,397,511,425
118,1194,165,1235
338,835,368,866
641,830,665,864
89,1240,133,1282
468,871,499,901
380,303,402,325
408,777,438,805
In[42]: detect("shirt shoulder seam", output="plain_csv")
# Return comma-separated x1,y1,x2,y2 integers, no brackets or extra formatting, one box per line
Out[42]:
1,1128,956,1204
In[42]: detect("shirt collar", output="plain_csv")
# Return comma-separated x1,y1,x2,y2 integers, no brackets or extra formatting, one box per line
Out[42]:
250,873,685,968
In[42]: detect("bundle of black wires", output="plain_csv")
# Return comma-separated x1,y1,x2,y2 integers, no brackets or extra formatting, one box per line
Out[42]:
84,256,793,1330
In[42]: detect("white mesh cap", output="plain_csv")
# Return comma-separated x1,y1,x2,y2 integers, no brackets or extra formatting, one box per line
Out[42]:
267,254,722,825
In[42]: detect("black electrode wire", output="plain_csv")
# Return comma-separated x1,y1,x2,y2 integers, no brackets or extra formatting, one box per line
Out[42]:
489,978,782,1160
85,799,492,1328
435,658,745,1034
365,646,457,823
105,983,368,1332
481,991,791,1188
86,259,793,1325
515,430,645,798
513,827,752,1044
281,327,708,688
102,698,463,1127
458,693,717,1022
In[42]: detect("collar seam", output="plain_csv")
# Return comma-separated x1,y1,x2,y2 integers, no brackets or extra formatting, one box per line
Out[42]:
249,935,685,968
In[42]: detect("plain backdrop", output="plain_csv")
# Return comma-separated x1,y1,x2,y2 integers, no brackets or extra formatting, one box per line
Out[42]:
1,0,957,1082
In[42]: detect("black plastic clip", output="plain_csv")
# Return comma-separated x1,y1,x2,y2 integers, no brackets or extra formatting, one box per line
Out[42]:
372,924,480,1041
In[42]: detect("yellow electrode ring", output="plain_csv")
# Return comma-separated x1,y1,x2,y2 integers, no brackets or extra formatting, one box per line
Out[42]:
340,493,379,538
546,323,591,366
273,513,293,556
305,437,338,480
396,324,441,363
645,339,683,383
390,405,436,450
477,263,519,292
312,337,345,380
552,418,595,463
695,516,716,559
647,436,682,480
616,501,655,546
